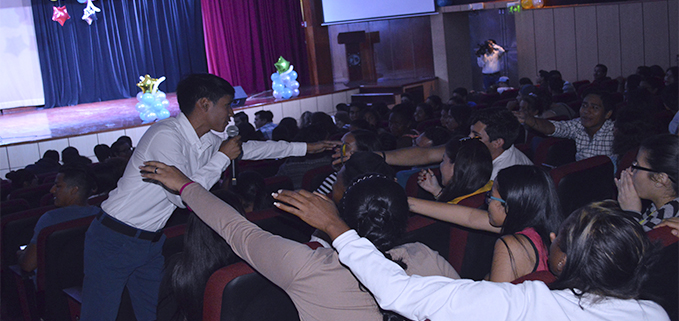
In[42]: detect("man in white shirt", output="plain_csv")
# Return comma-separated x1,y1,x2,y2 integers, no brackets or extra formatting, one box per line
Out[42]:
378,107,532,180
476,39,505,92
80,74,336,321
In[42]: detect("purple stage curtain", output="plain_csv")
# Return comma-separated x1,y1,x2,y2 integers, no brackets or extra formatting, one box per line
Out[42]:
201,0,309,95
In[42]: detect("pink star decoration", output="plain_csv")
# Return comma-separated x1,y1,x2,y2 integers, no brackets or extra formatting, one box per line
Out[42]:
52,6,70,26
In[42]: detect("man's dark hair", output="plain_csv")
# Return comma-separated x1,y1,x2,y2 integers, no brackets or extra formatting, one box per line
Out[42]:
549,77,565,94
452,87,468,98
469,107,521,149
94,144,111,163
44,150,60,162
176,74,235,116
234,112,248,123
423,127,451,146
255,110,274,123
581,88,615,113
59,165,97,201
595,64,608,74
519,77,533,86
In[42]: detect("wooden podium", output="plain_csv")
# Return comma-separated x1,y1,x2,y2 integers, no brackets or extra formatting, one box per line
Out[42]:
337,31,379,82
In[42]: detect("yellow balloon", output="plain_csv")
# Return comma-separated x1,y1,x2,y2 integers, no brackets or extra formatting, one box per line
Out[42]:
533,0,544,8
521,0,533,9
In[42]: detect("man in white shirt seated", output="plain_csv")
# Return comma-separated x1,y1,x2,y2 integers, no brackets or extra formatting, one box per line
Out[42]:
376,107,532,180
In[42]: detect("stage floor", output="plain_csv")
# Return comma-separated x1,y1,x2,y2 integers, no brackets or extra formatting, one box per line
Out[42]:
0,83,355,147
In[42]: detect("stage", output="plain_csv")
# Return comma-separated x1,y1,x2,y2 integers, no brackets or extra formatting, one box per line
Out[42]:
0,84,360,178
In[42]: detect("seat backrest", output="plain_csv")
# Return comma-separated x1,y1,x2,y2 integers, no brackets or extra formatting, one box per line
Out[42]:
162,224,186,260
571,80,590,91
1,205,56,269
451,193,492,277
239,159,286,179
550,155,616,216
510,270,557,285
533,137,576,169
647,226,679,247
300,165,334,192
264,176,294,196
9,183,54,208
36,216,95,321
203,243,322,321
1,198,32,216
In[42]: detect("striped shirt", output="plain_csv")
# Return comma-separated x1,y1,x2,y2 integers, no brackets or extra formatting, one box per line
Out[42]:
632,197,679,232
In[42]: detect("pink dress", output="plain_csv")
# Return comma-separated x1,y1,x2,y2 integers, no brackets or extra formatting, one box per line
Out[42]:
516,227,549,273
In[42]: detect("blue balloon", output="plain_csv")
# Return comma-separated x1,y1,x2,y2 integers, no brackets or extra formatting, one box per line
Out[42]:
141,93,155,105
292,88,300,97
282,88,293,99
136,92,144,101
273,90,283,99
135,102,148,112
141,110,157,122
289,80,300,90
161,99,170,108
154,91,166,100
152,101,164,111
270,72,280,82
157,108,171,119
289,70,298,80
273,82,285,92
280,74,291,85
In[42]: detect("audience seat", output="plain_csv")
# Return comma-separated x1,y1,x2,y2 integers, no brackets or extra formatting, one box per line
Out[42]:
238,159,286,179
551,92,577,103
12,215,95,321
571,80,590,91
1,198,32,216
1,179,12,201
38,172,58,185
263,175,294,196
532,137,576,170
644,227,678,321
203,242,322,321
616,147,638,179
491,98,515,109
8,183,54,208
416,118,441,132
550,155,616,216
499,88,519,100
566,100,582,116
1,205,56,318
300,165,334,192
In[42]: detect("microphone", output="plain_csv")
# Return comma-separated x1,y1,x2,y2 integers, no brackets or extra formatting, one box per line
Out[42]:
225,125,240,187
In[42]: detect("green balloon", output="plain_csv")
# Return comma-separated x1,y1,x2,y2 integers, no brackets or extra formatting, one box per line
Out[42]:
274,56,291,74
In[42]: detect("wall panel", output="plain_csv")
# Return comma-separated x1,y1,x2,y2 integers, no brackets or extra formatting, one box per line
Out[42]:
596,5,622,79
619,2,645,77
515,10,537,81
574,6,599,82
553,7,578,82
534,9,557,73
642,1,670,67
669,0,678,66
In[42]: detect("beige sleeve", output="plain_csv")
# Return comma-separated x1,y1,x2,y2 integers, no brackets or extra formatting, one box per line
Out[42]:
181,183,315,289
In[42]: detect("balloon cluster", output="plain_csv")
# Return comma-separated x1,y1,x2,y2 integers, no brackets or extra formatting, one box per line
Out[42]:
270,56,300,100
135,75,171,123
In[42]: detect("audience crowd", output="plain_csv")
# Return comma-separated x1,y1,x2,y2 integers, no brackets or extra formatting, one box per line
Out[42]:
2,64,677,321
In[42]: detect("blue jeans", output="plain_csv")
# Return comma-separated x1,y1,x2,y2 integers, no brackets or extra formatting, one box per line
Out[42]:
483,73,500,92
80,214,165,321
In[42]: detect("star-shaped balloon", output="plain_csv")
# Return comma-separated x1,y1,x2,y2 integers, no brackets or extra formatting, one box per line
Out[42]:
52,6,70,26
137,75,166,94
274,56,291,74
82,0,101,25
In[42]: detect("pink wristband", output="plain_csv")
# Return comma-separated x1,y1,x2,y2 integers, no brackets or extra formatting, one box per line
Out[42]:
179,181,195,195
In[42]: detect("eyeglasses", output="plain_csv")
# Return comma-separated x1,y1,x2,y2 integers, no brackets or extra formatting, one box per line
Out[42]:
631,161,676,183
460,136,480,142
485,192,507,206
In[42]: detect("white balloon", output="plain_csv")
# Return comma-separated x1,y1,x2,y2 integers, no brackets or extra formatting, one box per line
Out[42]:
273,90,283,99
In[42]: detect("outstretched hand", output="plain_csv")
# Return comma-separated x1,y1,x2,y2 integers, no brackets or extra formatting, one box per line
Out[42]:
307,140,342,154
272,189,350,240
655,217,679,238
139,161,192,192
615,168,642,213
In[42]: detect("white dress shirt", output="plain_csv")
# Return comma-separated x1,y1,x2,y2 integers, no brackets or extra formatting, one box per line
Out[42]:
333,230,669,321
102,113,306,231
477,44,505,74
491,145,533,180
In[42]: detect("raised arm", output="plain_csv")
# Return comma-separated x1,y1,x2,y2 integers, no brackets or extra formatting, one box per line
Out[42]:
408,197,500,233
382,145,445,167
140,161,317,289
513,110,555,135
